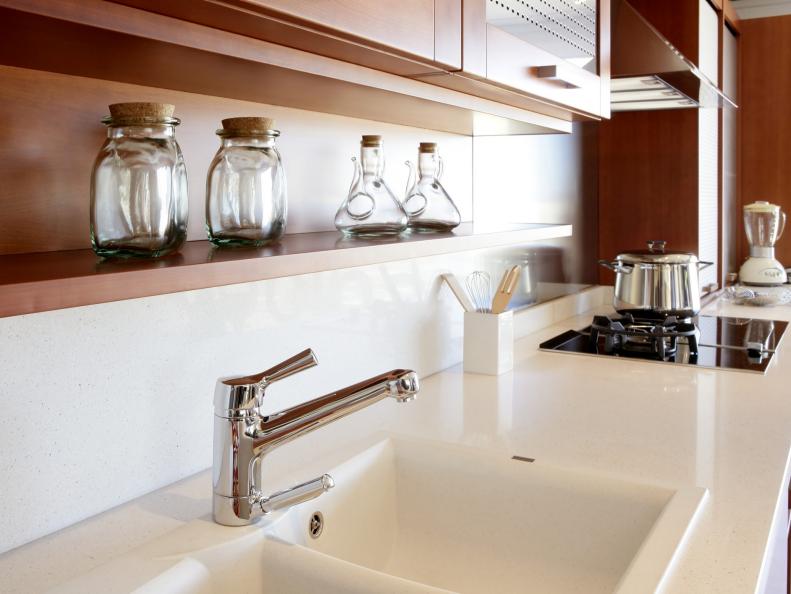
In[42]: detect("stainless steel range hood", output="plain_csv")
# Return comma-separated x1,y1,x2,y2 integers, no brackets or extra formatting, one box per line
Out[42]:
611,0,737,111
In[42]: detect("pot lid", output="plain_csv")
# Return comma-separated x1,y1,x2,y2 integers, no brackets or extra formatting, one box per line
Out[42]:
615,240,700,264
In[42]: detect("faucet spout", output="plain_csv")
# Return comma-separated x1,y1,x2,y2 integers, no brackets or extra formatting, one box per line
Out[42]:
253,369,419,455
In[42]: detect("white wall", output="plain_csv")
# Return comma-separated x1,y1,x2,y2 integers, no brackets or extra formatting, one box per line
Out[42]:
473,124,598,284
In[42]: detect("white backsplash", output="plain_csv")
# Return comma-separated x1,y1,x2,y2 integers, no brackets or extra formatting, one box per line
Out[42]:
0,247,602,554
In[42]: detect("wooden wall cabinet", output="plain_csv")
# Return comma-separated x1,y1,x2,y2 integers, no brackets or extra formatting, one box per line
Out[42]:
111,0,463,76
115,0,611,123
460,0,611,119
415,0,611,121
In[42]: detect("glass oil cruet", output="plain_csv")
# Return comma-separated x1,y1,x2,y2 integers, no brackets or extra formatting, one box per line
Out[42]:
90,102,188,258
334,135,408,236
403,142,460,232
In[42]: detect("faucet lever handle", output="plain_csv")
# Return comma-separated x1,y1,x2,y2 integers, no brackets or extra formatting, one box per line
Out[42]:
223,348,318,388
215,349,318,417
258,348,319,385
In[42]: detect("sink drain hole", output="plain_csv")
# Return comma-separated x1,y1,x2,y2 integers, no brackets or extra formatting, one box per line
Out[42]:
309,511,324,539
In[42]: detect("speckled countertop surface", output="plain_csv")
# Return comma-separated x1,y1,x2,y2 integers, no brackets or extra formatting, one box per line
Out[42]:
2,297,790,593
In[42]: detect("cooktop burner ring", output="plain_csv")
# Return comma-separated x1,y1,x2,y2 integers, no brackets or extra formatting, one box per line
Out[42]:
589,314,699,361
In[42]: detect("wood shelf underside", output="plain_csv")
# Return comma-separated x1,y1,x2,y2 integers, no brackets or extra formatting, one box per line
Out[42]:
0,223,572,318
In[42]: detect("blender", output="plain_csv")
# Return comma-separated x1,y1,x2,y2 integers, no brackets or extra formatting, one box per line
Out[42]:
739,201,787,285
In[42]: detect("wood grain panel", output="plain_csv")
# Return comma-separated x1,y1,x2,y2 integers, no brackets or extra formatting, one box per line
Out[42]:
0,223,572,318
236,0,436,60
598,110,700,284
740,16,791,266
112,0,446,76
723,0,740,32
628,0,700,63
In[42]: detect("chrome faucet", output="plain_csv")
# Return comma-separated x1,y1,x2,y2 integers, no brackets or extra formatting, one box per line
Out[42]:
213,348,419,526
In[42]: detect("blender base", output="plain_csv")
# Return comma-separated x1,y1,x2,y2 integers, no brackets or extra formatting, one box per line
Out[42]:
739,257,788,285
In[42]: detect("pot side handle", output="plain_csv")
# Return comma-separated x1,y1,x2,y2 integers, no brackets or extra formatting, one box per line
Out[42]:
598,260,633,274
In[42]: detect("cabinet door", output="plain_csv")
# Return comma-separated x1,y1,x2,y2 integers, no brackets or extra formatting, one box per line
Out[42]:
241,0,458,67
112,0,461,73
464,0,607,117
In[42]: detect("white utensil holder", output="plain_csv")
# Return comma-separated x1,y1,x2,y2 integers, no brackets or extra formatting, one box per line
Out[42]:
463,310,514,375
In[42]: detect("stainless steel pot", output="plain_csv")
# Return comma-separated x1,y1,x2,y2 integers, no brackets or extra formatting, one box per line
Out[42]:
599,240,713,318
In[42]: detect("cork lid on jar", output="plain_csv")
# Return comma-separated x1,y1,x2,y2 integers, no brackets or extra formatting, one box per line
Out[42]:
361,135,383,147
219,117,278,136
419,142,438,153
104,102,179,125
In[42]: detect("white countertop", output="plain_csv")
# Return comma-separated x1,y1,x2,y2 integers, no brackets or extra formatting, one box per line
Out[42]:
2,296,791,594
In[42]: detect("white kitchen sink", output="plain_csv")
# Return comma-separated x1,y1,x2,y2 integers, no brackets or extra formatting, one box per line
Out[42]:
51,437,706,594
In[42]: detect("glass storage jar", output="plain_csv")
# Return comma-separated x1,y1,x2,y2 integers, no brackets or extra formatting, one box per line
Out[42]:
90,102,188,258
404,142,461,232
334,135,407,236
206,117,287,246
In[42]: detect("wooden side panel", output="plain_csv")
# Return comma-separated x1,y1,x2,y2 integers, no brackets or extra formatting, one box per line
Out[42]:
723,0,740,32
628,0,700,63
740,16,791,266
598,110,700,284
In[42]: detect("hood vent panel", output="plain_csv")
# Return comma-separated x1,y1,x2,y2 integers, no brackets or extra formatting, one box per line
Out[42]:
611,0,737,111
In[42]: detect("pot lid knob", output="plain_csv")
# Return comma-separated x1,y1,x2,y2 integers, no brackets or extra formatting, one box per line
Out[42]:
647,240,667,253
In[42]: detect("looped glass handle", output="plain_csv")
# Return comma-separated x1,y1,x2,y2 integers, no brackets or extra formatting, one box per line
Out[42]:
345,192,376,221
403,192,427,217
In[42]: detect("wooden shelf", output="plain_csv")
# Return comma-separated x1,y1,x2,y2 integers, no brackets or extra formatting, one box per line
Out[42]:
0,0,571,136
0,223,572,318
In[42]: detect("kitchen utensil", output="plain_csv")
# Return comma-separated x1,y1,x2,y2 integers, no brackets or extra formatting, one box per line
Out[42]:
206,117,287,247
739,201,787,285
599,240,712,318
491,266,521,314
466,271,492,313
441,273,474,312
90,102,188,258
722,285,791,307
334,135,408,236
403,143,461,232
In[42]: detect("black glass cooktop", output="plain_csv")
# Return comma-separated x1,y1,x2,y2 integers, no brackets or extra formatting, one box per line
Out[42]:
539,314,788,374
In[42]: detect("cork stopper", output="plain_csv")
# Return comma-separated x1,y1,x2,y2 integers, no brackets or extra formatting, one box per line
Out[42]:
221,117,276,134
419,142,438,153
361,135,383,147
108,102,175,121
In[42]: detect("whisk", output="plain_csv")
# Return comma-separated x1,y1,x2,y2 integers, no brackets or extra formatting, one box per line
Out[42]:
466,271,492,313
